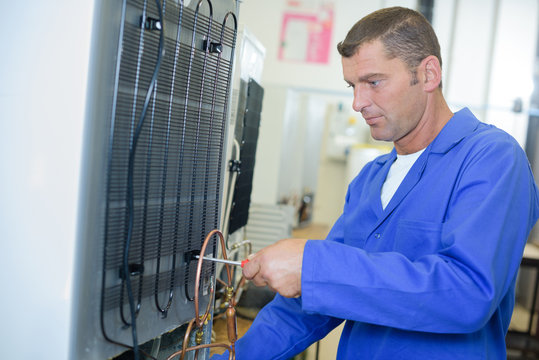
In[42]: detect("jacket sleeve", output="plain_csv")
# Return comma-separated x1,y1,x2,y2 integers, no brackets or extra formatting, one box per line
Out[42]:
302,137,539,333
210,209,351,359
210,294,343,359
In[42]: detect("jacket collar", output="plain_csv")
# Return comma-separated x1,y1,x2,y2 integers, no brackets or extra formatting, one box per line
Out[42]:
375,149,396,166
374,107,479,163
430,107,480,154
368,108,480,224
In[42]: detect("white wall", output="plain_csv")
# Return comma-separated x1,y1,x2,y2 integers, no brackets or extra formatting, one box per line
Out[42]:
1,0,535,358
312,101,349,226
249,84,289,204
242,0,538,223
238,2,538,356
435,0,537,146
485,0,537,146
239,0,416,91
241,0,419,207
443,0,498,108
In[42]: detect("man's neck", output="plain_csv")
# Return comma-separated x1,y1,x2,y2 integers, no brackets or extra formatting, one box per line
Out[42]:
394,94,453,155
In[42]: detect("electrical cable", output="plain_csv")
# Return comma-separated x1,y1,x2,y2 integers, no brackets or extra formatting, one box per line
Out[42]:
124,0,166,358
119,0,151,327
157,0,185,318
201,0,221,264
100,0,129,348
214,10,239,251
154,0,185,318
222,139,241,247
204,11,241,321
182,0,212,302
207,9,239,252
98,2,157,356
97,0,238,358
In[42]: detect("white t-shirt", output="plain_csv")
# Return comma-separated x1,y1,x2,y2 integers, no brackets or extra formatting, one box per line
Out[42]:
381,148,426,209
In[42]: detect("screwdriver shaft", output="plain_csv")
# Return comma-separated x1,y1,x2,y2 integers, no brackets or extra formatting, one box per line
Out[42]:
194,255,242,266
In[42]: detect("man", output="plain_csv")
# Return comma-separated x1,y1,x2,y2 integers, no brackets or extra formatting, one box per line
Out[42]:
214,6,539,359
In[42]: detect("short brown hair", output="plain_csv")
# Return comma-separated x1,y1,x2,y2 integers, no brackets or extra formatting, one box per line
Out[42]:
337,7,442,87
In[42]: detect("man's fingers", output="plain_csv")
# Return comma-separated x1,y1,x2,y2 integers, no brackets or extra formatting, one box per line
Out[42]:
251,275,268,288
242,255,260,280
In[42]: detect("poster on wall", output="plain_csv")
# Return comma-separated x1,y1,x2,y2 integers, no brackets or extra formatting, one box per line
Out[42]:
278,0,334,64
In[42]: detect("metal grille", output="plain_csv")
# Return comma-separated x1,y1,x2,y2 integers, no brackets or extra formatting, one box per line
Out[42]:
99,0,237,347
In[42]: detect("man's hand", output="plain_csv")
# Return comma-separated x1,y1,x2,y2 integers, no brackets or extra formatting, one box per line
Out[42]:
242,238,307,298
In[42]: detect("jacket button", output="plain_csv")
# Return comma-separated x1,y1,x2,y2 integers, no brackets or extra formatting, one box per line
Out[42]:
374,233,381,239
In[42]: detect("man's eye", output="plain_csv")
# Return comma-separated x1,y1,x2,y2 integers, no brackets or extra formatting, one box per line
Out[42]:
370,80,380,87
347,83,354,89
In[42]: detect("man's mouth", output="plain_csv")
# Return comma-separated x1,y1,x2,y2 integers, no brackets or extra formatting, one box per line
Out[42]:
364,115,382,126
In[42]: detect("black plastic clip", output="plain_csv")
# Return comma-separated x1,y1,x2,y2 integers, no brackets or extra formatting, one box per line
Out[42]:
119,263,145,279
184,250,201,264
140,15,162,31
229,159,241,173
203,40,223,54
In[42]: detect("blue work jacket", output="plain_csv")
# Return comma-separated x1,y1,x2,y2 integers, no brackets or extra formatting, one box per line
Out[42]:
213,108,539,359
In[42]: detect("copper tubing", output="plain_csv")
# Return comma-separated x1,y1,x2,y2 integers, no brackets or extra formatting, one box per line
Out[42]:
195,229,232,328
176,229,237,359
225,306,237,343
232,275,246,306
199,282,214,330
230,240,252,256
166,343,234,360
216,277,228,287
166,318,195,360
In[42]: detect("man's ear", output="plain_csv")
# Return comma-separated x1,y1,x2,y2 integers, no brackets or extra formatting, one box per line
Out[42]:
421,55,442,92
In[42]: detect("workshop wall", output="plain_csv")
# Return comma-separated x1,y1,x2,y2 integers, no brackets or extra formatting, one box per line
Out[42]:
239,0,538,228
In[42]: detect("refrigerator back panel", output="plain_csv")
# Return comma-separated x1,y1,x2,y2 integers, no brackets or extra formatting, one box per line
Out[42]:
72,0,238,358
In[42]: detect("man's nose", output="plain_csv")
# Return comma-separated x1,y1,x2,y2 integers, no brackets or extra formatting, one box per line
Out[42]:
352,85,370,113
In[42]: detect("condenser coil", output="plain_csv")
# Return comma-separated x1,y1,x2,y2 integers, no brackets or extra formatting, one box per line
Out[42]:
71,0,239,358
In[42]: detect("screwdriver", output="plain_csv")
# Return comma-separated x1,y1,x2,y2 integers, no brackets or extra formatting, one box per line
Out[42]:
194,255,249,267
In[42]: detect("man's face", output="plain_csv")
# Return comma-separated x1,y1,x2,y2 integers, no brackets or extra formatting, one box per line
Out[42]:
342,40,427,148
